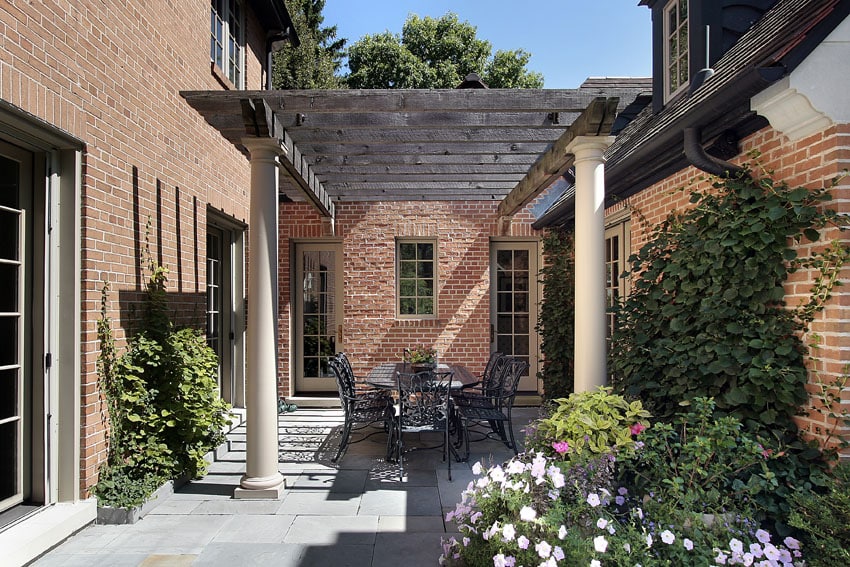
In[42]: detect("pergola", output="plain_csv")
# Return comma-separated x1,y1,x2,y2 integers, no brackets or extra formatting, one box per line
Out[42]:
181,81,648,497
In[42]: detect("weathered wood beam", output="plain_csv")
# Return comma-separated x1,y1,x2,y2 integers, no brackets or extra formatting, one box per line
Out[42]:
497,97,620,218
314,164,530,176
274,111,579,129
277,129,335,218
310,153,536,166
298,142,550,156
288,127,568,144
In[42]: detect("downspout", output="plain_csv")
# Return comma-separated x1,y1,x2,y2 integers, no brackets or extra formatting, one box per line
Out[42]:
683,127,744,178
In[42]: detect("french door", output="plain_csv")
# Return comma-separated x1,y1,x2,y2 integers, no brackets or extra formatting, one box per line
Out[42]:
490,241,540,393
0,143,32,514
294,242,343,393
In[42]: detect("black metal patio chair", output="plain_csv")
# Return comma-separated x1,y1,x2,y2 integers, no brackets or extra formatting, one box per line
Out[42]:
453,357,529,461
328,354,393,462
389,369,455,481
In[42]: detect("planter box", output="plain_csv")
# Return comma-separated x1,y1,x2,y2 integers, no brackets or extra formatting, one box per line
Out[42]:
96,476,188,525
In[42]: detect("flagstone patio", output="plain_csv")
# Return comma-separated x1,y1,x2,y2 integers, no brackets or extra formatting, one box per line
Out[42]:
30,406,539,567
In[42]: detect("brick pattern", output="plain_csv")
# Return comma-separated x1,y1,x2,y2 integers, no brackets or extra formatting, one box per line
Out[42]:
610,123,850,455
0,1,266,494
278,200,544,393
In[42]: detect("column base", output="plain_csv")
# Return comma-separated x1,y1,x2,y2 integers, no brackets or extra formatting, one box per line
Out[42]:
234,472,286,499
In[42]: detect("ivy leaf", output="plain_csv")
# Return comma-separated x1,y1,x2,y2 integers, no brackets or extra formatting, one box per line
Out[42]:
803,228,820,242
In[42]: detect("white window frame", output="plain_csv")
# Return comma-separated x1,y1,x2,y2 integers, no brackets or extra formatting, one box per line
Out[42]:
663,0,689,101
605,213,632,340
396,238,438,319
210,0,244,89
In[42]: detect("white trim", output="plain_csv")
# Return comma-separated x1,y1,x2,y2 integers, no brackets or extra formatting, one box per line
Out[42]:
752,16,850,139
0,500,96,567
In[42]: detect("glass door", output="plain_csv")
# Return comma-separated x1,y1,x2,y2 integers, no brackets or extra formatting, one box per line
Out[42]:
294,243,343,393
490,241,539,393
0,148,29,513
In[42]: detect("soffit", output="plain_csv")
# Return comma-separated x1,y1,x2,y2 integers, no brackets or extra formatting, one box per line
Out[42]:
181,80,649,204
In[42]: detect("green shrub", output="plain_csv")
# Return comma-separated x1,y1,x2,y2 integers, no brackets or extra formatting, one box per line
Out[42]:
621,398,775,520
524,386,650,462
94,259,231,507
788,462,850,566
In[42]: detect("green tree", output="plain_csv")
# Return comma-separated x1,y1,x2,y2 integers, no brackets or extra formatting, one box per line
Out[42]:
345,12,544,89
273,0,346,89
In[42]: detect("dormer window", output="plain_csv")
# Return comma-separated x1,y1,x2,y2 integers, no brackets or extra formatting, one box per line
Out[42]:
664,0,689,100
210,0,244,89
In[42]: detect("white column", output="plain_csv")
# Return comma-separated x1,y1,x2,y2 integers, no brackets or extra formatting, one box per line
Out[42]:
235,137,285,499
567,136,614,393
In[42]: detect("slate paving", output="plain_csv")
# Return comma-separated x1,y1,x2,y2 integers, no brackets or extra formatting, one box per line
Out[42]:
29,407,537,567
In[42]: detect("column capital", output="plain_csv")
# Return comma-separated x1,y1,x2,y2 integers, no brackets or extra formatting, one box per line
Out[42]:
240,136,285,158
565,135,615,160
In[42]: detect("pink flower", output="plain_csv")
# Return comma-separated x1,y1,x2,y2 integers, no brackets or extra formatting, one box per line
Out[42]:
552,440,570,455
630,423,647,435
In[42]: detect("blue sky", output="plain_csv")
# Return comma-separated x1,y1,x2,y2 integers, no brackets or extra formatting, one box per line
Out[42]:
321,1,653,89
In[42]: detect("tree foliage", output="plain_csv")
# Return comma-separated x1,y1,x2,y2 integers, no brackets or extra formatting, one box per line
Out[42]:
273,0,345,89
345,12,544,89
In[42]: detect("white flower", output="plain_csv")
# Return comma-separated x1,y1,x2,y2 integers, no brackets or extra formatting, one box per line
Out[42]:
749,543,764,558
755,529,771,544
645,534,653,548
552,546,564,561
586,493,601,507
558,525,568,539
520,506,537,521
593,535,608,553
502,523,516,541
535,540,552,558
596,518,608,530
715,551,728,565
661,530,675,545
683,538,694,551
517,535,530,550
729,538,744,554
490,466,506,483
763,543,780,561
783,536,800,550
472,462,483,475
590,561,601,567
506,460,525,475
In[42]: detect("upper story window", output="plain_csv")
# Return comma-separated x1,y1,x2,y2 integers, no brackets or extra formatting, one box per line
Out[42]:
664,0,689,100
397,240,436,318
210,0,244,89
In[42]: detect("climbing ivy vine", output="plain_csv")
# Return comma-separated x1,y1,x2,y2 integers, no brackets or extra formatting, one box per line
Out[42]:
537,227,575,400
610,159,848,438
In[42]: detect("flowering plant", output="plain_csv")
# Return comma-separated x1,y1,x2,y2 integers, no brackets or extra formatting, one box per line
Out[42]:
441,451,805,566
405,346,437,365
524,387,650,463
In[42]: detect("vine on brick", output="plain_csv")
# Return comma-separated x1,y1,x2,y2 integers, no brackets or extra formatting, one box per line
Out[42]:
537,227,575,399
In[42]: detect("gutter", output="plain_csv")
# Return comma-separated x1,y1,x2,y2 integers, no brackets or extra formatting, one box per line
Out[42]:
683,127,744,178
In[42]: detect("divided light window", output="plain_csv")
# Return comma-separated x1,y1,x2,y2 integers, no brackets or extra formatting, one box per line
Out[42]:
664,0,689,100
397,240,436,318
210,0,244,88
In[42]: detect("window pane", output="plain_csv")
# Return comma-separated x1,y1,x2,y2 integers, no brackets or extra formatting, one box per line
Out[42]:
514,251,529,271
400,298,416,314
497,250,512,270
400,243,416,260
417,242,433,260
514,293,528,313
417,298,433,314
417,261,433,278
399,280,416,296
417,279,433,296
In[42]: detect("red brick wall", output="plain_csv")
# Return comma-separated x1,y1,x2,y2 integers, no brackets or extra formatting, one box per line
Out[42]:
278,200,543,394
0,1,264,494
610,123,850,454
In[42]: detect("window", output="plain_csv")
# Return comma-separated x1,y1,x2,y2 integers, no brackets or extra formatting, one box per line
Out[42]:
605,218,631,339
210,0,244,88
397,240,436,317
664,0,689,100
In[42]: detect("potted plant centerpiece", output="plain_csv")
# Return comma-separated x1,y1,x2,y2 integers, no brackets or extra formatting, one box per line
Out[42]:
405,346,437,372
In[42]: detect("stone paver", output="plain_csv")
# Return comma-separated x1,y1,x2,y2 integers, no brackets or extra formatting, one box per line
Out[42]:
29,407,535,567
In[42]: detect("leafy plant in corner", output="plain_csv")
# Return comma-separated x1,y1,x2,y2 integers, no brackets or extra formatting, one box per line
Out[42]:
537,227,575,399
94,252,231,508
